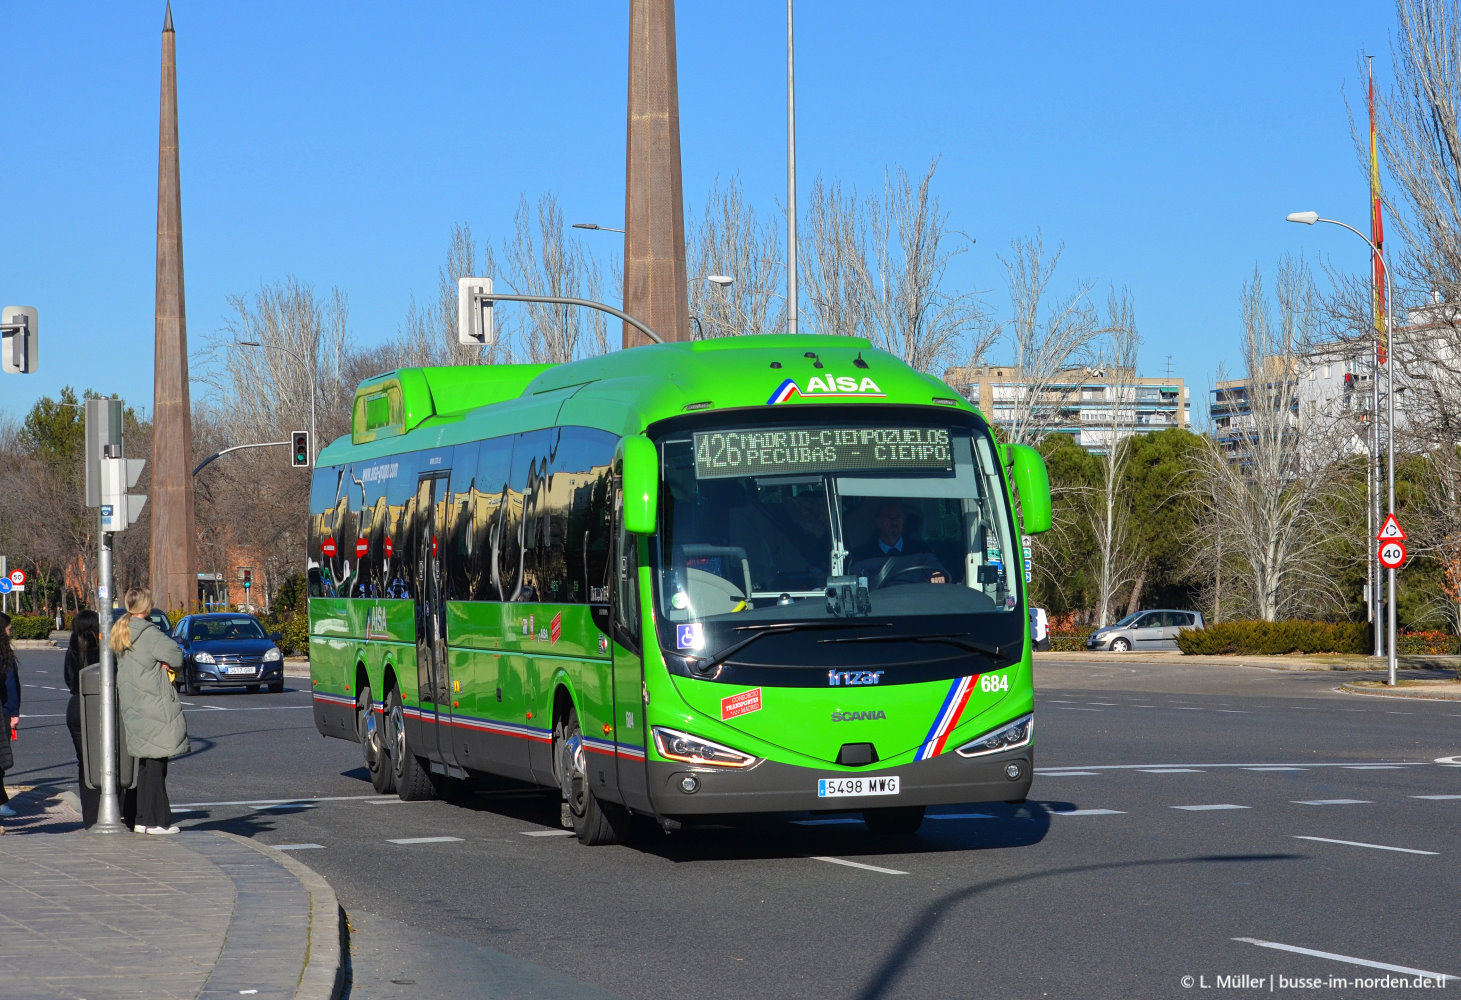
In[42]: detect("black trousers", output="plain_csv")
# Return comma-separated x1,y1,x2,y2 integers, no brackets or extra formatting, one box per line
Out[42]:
135,757,171,829
66,696,101,827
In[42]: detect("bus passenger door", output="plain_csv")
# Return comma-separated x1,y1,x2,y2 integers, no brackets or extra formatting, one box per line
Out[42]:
414,473,457,770
611,476,651,812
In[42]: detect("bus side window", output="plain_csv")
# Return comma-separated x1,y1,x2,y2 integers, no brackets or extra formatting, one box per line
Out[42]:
613,473,640,648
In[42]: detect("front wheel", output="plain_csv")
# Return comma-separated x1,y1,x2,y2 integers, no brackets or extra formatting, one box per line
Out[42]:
387,686,437,801
863,805,925,837
358,682,395,795
554,706,629,845
1110,637,1131,653
267,680,284,693
182,664,199,697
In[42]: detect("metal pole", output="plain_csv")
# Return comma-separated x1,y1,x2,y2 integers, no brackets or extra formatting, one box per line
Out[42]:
92,508,125,833
1372,340,1383,657
786,0,798,335
1385,266,1397,687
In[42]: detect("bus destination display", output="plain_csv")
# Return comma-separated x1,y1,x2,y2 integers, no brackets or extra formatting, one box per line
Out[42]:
693,427,952,479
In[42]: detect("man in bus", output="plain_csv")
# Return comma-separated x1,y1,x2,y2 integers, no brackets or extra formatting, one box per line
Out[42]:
848,500,948,585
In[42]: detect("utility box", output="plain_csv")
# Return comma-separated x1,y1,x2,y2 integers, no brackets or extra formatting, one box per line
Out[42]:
78,664,137,791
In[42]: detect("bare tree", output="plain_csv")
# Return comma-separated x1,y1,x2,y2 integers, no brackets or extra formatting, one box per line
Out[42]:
1192,260,1352,621
396,223,514,369
1087,304,1143,625
503,194,608,363
686,176,785,338
800,176,870,341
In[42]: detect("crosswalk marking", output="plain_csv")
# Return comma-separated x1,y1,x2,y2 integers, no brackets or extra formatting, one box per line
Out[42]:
388,836,463,845
1172,804,1250,811
1292,799,1372,806
521,830,576,837
271,843,325,851
1047,808,1125,816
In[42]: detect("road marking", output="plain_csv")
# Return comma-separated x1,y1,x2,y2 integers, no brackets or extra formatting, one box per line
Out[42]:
1234,937,1455,982
1412,794,1461,800
809,856,908,875
271,843,325,851
1245,766,1306,772
1053,707,1103,712
388,836,463,845
928,812,997,820
1172,804,1250,811
1087,702,1119,706
521,830,575,837
1293,836,1436,855
1046,808,1125,816
366,798,415,805
1038,771,1101,777
1140,768,1204,774
1344,765,1405,769
1214,709,1249,714
1292,799,1372,806
1385,711,1414,715
1175,707,1204,711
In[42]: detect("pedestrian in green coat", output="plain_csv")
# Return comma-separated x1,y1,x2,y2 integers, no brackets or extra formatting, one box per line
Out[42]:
109,588,188,834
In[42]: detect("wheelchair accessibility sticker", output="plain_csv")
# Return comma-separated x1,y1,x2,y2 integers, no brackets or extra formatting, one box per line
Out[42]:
676,623,704,650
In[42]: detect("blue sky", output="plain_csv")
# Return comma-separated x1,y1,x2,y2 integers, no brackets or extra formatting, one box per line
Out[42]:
0,1,1397,425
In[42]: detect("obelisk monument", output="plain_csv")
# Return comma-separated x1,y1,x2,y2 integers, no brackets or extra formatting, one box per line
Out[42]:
623,0,690,347
150,3,196,612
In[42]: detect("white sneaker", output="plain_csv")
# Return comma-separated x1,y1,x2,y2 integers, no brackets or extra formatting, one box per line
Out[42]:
146,825,181,835
134,825,150,834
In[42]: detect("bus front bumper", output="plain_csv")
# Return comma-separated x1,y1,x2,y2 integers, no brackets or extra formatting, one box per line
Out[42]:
644,746,1034,817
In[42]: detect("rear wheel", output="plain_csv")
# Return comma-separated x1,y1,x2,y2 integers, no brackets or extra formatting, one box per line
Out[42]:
863,805,925,837
554,706,629,845
388,686,437,801
1110,637,1131,653
358,682,394,795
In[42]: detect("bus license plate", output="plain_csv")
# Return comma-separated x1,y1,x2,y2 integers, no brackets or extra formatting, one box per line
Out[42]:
817,776,900,798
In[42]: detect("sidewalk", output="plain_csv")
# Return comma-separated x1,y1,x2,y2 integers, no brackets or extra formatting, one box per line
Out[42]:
0,787,344,1000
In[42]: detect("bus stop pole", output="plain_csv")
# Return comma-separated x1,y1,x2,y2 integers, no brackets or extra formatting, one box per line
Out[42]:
91,510,126,833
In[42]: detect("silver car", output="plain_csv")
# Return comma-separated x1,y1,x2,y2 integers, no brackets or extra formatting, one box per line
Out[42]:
1086,609,1204,652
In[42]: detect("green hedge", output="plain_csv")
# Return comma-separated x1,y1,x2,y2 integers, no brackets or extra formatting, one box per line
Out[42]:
1175,620,1370,656
6,614,56,640
257,604,309,657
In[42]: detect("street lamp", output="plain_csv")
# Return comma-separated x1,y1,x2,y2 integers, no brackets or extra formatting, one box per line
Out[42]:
1286,210,1397,685
238,340,317,469
572,222,625,234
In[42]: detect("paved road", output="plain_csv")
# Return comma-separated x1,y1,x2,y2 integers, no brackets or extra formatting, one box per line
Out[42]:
11,650,1459,998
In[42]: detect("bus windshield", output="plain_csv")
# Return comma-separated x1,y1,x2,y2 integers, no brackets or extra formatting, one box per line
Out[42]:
653,419,1021,660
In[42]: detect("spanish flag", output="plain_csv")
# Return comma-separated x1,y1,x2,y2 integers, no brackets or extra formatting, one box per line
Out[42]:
1370,59,1387,365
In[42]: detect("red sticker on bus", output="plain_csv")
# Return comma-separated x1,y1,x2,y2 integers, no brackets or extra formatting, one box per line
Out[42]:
321,538,337,558
721,688,763,721
550,612,562,645
431,535,438,557
355,538,369,558
384,538,393,558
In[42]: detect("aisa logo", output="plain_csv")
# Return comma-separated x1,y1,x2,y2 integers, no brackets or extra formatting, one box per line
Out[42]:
768,375,884,404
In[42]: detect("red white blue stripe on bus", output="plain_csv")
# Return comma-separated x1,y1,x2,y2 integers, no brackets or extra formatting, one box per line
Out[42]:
916,675,977,760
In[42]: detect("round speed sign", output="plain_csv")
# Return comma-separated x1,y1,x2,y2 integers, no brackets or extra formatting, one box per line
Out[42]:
1379,540,1407,570
8,569,24,586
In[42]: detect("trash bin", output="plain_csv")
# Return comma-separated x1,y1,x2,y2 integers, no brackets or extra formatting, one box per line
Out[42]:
79,663,137,791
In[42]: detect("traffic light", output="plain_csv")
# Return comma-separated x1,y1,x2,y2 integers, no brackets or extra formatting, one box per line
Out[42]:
1,306,38,374
291,431,309,468
242,568,252,590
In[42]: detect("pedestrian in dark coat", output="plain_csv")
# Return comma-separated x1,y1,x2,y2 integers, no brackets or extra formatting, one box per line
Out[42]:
108,588,188,834
0,612,21,824
64,610,102,827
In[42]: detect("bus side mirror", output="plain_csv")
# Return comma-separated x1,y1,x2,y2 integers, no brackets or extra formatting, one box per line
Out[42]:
621,434,659,535
1008,444,1051,534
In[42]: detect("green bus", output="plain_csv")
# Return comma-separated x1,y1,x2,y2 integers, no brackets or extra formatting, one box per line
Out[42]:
307,334,1051,843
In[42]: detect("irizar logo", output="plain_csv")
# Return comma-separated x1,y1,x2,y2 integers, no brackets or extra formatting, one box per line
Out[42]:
831,710,887,722
828,669,885,687
769,375,884,404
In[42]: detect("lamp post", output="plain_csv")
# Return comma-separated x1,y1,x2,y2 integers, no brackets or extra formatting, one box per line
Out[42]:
572,222,625,234
238,340,317,469
1286,211,1397,685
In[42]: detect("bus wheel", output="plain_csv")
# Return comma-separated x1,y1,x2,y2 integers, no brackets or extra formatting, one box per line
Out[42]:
863,805,925,837
388,686,437,801
554,707,628,846
358,683,395,795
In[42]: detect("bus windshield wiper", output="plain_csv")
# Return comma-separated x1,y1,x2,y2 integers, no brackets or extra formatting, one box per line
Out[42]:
688,621,890,674
819,631,1012,661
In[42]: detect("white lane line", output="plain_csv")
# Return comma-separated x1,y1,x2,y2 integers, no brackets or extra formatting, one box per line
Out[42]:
1344,765,1405,769
173,794,399,808
1292,799,1372,806
1246,766,1306,772
928,812,998,820
1234,937,1455,983
1087,702,1119,706
1175,707,1204,711
1385,711,1415,715
271,843,326,851
1047,808,1126,816
1293,836,1437,855
256,802,317,811
1214,709,1249,714
366,798,415,805
1054,707,1103,712
1140,768,1204,774
388,836,463,845
1038,771,1101,777
1413,794,1461,800
521,830,575,837
809,856,908,875
1172,804,1250,811
1045,700,1077,704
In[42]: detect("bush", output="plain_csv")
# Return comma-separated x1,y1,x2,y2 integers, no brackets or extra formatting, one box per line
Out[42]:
1050,631,1087,652
1394,630,1461,655
7,614,56,640
1175,620,1370,656
257,604,309,657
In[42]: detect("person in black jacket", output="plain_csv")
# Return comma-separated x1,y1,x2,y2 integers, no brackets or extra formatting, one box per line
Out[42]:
847,501,948,585
64,610,101,827
0,612,20,822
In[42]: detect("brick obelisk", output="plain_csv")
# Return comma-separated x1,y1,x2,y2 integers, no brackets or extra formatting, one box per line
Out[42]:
150,3,196,613
623,0,690,347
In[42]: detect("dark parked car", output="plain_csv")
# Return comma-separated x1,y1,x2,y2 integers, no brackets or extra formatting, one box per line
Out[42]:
107,607,176,638
173,613,285,694
1086,609,1205,652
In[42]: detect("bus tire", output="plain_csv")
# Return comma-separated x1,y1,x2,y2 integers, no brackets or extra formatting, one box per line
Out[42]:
555,706,629,846
359,682,395,795
388,686,437,801
863,805,925,837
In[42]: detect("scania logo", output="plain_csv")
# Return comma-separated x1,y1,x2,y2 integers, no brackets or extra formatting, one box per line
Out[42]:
831,710,887,722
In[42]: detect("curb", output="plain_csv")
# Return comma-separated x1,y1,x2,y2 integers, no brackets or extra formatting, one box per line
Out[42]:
1338,682,1461,701
216,831,346,1000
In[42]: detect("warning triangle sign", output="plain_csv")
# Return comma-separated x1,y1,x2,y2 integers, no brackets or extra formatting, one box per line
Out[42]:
1377,513,1406,541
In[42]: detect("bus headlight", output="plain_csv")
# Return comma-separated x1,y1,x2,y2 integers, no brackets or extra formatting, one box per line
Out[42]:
954,713,1033,758
652,727,760,768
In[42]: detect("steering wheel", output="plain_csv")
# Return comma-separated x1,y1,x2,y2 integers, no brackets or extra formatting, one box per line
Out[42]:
871,555,946,589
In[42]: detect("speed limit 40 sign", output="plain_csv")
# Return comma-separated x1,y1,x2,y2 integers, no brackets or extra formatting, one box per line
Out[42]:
1379,540,1407,570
